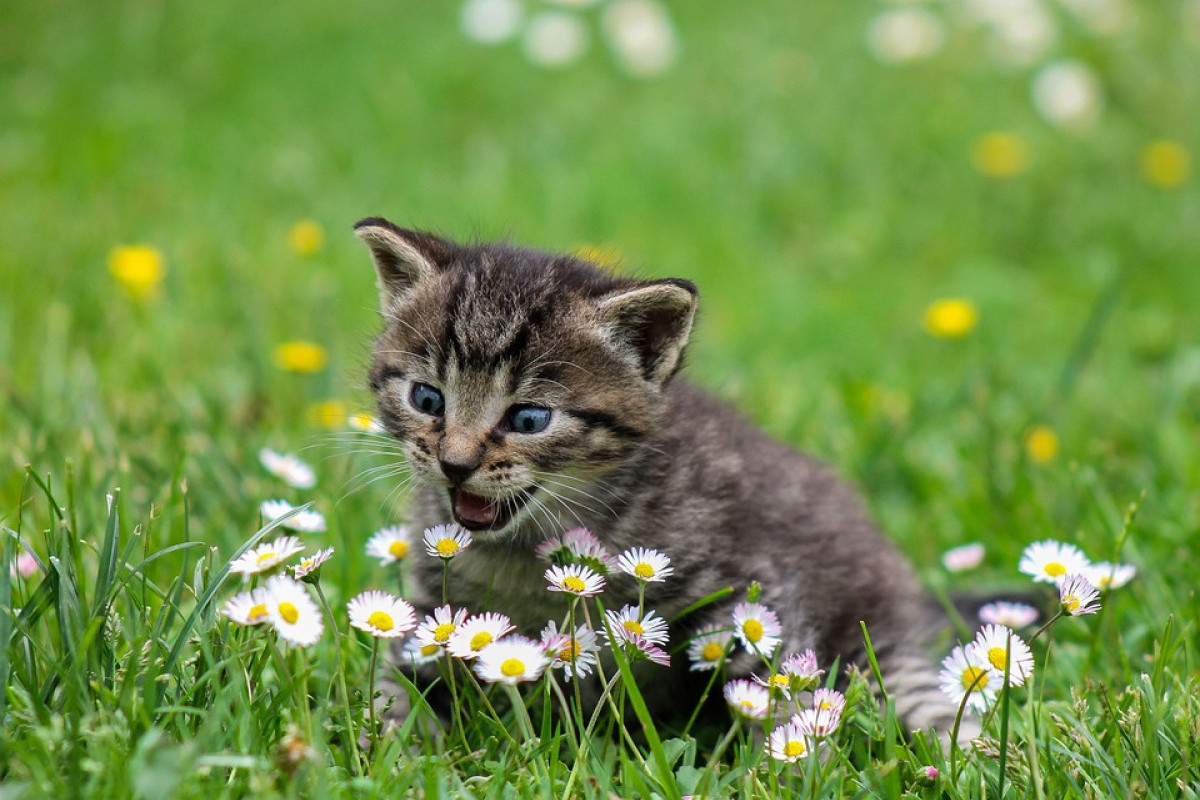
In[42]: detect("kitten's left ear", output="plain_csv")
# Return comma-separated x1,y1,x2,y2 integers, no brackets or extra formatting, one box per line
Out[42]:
354,218,454,313
596,279,698,385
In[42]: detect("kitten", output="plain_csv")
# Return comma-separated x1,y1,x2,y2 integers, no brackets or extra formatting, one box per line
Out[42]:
356,216,967,737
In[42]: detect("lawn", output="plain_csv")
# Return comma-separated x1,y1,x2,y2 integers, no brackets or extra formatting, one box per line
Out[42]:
2,0,1199,797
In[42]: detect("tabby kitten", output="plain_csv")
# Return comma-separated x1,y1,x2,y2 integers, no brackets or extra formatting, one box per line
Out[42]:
356,216,965,736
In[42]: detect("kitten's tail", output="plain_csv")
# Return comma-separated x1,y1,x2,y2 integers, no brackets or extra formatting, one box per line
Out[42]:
873,643,981,745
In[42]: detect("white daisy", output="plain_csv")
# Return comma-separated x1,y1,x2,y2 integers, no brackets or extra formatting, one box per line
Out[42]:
941,542,985,572
545,563,606,597
795,701,843,738
723,679,771,720
447,612,515,660
1059,574,1101,616
1081,561,1136,591
1019,539,1090,585
970,624,1035,687
615,547,674,583
347,412,384,433
475,635,550,685
222,588,270,625
422,524,473,559
414,605,469,649
263,575,323,647
780,649,825,692
731,601,782,657
366,526,411,565
401,636,445,667
938,644,996,713
260,499,327,533
687,627,734,672
540,621,600,681
602,605,669,646
753,671,794,697
230,535,305,575
979,601,1040,628
292,547,334,581
347,590,417,639
766,718,813,762
536,527,613,573
624,633,671,667
258,447,317,489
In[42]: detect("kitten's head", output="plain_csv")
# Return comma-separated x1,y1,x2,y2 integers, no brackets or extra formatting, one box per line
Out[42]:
356,217,697,537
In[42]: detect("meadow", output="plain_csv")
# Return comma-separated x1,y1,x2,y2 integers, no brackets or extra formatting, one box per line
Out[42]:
2,0,1199,797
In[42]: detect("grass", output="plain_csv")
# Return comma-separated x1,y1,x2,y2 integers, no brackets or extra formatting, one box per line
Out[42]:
2,0,1199,797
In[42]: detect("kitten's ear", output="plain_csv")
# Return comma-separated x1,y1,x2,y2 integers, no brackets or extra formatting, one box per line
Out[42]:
595,279,698,384
354,218,452,312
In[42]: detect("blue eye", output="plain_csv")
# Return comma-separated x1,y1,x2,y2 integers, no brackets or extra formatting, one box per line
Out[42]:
508,405,552,434
410,383,445,416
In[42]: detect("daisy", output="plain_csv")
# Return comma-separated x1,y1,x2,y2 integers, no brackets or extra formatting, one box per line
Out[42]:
1082,561,1136,591
753,671,794,697
602,605,669,646
262,575,323,647
731,601,782,657
939,644,995,713
536,527,613,573
941,542,985,572
723,679,771,720
687,627,735,672
794,705,842,738
347,590,417,638
978,601,1040,629
222,588,270,625
414,605,469,649
780,649,825,691
1059,574,1101,616
366,526,411,565
260,499,327,533
258,447,317,489
766,718,813,763
615,547,674,583
540,621,601,681
447,612,515,660
230,535,305,575
1019,539,1090,585
347,412,384,433
422,524,473,559
401,636,445,667
622,633,671,667
970,624,1034,687
292,547,334,581
475,635,550,685
545,563,606,597
812,688,847,719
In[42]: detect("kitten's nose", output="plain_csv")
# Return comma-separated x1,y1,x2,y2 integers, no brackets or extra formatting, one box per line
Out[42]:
439,455,480,486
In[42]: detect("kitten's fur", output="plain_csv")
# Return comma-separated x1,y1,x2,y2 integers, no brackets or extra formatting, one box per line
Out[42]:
356,217,966,737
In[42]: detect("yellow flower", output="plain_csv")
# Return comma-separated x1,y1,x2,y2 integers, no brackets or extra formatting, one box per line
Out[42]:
108,245,165,299
1024,425,1059,464
287,220,325,256
971,132,1030,179
307,399,347,428
1141,140,1190,188
274,341,328,373
923,299,978,339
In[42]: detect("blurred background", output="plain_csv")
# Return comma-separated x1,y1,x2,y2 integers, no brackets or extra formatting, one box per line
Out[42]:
2,0,1198,575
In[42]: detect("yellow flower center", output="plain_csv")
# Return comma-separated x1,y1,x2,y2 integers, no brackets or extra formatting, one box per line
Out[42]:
987,646,1008,671
784,740,806,758
769,675,790,689
278,602,299,625
419,643,440,656
470,631,494,651
436,539,460,557
633,562,655,579
742,619,764,642
433,622,456,642
388,540,409,559
1096,576,1111,589
367,611,394,631
350,412,376,430
1044,561,1067,577
960,665,988,691
701,641,724,661
558,641,581,661
1063,595,1080,612
248,603,268,621
562,575,586,592
739,700,754,710
622,620,644,635
500,658,526,677
255,551,277,566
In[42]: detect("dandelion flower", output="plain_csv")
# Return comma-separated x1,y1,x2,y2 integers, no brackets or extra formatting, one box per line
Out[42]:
448,612,515,660
260,499,327,533
939,644,996,712
545,563,606,597
603,605,669,646
423,524,472,559
970,624,1034,687
415,605,469,649
475,635,550,685
979,601,1040,628
1019,539,1090,584
347,590,416,639
540,621,600,680
108,244,165,300
723,679,771,720
259,448,317,490
222,588,271,625
780,649,825,692
1059,574,1101,616
1024,425,1060,464
616,547,674,583
1082,561,1136,591
366,526,411,565
766,718,813,762
273,341,328,373
687,627,734,672
292,547,334,581
230,535,306,576
731,601,782,657
401,636,445,666
287,220,324,257
263,575,323,646
923,299,978,339
941,542,985,572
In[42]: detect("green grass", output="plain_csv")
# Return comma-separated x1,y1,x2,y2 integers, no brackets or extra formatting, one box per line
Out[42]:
3,0,1199,797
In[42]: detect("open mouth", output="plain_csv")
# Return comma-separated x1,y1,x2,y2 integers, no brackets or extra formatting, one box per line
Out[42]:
449,488,533,532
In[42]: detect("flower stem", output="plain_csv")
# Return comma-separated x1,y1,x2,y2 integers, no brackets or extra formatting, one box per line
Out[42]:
366,637,380,762
313,583,361,774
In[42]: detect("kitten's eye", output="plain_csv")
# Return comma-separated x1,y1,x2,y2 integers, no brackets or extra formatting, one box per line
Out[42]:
409,383,445,417
507,405,552,434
